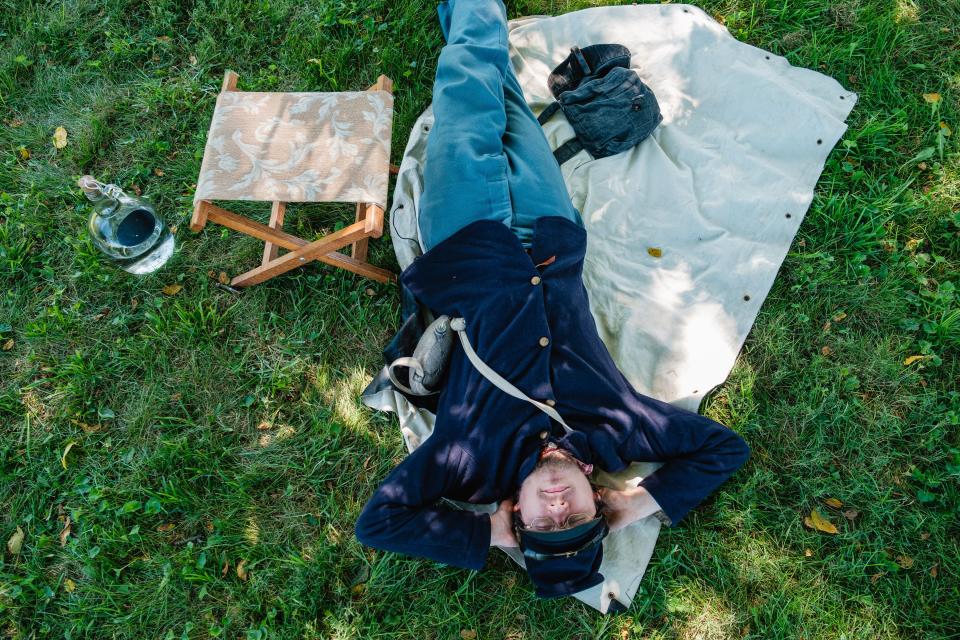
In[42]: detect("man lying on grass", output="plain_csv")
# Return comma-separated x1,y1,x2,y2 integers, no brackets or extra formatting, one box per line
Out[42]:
355,0,750,599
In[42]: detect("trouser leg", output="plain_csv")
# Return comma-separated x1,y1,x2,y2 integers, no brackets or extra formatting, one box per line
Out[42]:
501,62,583,247
419,0,513,251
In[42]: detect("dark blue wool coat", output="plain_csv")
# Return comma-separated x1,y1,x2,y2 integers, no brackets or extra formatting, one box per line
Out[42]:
355,217,749,571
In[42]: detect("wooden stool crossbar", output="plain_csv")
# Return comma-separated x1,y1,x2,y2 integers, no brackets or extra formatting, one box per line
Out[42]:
190,70,397,286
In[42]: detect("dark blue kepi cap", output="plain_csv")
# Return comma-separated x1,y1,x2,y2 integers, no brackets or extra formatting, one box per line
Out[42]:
519,518,609,599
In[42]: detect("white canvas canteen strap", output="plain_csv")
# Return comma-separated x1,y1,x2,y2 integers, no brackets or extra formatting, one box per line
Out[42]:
449,317,573,434
387,356,437,397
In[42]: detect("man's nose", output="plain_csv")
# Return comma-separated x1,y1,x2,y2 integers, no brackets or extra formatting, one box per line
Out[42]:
546,499,569,519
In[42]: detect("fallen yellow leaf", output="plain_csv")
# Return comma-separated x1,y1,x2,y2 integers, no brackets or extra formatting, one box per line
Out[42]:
218,271,230,285
903,355,927,366
64,578,76,593
647,247,663,258
896,555,914,569
804,548,813,557
2,339,13,351
930,563,939,577
460,631,477,640
157,523,175,532
7,526,24,554
17,146,30,160
351,583,366,596
922,92,941,103
939,121,952,137
832,311,847,323
153,168,165,177
53,126,68,149
60,442,77,469
162,284,183,296
804,508,839,534
824,497,843,509
820,346,833,357
236,559,249,581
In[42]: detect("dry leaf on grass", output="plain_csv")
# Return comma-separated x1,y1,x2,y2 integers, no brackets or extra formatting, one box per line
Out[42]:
60,442,77,469
59,517,71,547
842,508,859,521
804,548,813,557
647,247,663,258
222,560,230,577
17,146,30,160
162,284,183,296
157,523,175,532
236,559,249,581
930,563,939,577
824,497,843,509
7,526,24,554
53,126,68,149
832,311,847,323
803,508,839,534
940,121,952,137
896,555,914,569
922,92,942,103
904,355,928,366
153,168,165,177
820,346,833,357
2,339,13,351
64,578,76,593
218,271,230,285
460,631,477,640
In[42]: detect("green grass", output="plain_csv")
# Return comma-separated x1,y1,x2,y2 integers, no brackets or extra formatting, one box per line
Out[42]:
1,0,957,638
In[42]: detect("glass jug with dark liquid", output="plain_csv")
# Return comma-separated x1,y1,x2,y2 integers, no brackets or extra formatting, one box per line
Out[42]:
78,175,175,274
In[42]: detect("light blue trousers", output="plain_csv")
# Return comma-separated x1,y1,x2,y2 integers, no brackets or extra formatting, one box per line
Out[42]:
419,0,583,251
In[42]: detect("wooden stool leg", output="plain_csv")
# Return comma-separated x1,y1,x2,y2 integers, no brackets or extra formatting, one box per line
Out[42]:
351,203,371,262
222,70,239,92
190,200,210,232
262,201,286,265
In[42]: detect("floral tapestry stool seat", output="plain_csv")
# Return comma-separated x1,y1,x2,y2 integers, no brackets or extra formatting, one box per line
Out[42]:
190,70,396,286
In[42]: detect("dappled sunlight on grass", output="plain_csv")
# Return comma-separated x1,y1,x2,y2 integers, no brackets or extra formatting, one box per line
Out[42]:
666,580,737,640
892,0,920,25
312,362,377,433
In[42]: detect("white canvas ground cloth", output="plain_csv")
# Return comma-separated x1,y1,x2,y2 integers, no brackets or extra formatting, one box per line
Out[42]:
363,3,856,613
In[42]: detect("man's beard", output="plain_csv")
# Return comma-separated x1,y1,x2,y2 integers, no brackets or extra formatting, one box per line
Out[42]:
535,449,581,472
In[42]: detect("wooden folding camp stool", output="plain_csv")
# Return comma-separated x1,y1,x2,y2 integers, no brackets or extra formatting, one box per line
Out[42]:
190,70,397,286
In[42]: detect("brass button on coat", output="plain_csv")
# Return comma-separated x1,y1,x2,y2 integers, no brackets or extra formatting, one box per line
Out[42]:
538,336,550,347
545,399,557,407
530,276,542,285
539,430,549,440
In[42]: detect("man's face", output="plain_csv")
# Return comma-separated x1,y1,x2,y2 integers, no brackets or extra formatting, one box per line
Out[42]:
516,450,597,530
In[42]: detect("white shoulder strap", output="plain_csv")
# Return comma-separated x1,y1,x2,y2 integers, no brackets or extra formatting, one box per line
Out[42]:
450,317,573,434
